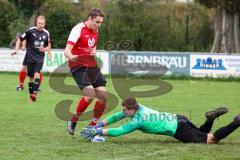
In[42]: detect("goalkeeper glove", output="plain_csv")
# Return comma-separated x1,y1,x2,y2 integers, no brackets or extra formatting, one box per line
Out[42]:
95,121,104,128
80,127,102,141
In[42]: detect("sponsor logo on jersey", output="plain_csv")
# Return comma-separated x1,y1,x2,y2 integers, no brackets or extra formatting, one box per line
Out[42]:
34,41,40,46
88,38,95,47
40,41,44,47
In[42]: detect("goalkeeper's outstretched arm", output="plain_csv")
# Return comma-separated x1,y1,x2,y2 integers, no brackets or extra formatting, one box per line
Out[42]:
96,111,125,128
101,118,141,137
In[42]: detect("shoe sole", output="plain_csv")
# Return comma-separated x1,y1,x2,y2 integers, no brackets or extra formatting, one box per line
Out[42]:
206,107,228,120
16,88,24,91
67,130,74,135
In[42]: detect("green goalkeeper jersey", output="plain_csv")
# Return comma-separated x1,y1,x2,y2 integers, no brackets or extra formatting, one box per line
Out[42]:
105,105,178,137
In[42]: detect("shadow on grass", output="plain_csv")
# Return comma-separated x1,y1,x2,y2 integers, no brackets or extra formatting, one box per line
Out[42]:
76,137,240,146
107,137,180,145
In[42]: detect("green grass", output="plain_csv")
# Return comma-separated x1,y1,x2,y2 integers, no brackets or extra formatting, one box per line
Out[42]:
0,73,240,160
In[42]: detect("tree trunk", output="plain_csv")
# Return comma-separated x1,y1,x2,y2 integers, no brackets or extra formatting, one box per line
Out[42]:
227,11,235,54
211,6,222,53
211,6,240,54
28,0,42,26
234,12,240,53
221,8,228,53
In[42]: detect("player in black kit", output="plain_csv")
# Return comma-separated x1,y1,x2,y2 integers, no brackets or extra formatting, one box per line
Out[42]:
13,16,51,102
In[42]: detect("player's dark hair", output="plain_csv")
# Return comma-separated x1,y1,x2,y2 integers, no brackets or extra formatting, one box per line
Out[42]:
122,97,139,110
88,9,104,19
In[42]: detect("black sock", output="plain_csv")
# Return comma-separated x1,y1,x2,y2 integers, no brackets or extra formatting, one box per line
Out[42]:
32,78,40,94
199,120,214,133
213,121,239,141
28,82,33,94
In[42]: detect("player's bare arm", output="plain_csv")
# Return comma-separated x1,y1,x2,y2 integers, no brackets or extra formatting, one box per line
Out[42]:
11,38,21,56
64,44,78,61
21,40,26,50
39,45,50,53
46,42,52,60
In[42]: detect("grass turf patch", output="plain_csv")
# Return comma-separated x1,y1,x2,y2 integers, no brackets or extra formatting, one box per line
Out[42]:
0,73,240,160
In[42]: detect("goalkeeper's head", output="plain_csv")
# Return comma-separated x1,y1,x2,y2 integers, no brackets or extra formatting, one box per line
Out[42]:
122,97,140,117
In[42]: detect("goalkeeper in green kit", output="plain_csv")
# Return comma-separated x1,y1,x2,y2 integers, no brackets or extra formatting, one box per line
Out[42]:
81,97,240,144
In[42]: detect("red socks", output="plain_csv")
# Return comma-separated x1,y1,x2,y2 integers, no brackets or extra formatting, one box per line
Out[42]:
89,101,106,126
19,71,42,87
72,97,91,122
71,97,106,126
39,72,43,85
19,70,27,87
93,101,106,120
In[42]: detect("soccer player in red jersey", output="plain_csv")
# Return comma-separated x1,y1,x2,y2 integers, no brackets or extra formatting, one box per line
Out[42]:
10,33,28,91
65,9,107,135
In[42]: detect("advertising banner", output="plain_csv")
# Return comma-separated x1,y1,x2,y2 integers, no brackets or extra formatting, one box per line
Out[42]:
110,51,190,76
190,54,240,78
0,49,109,74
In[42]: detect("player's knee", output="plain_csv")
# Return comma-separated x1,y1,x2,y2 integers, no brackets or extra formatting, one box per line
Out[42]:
22,66,27,71
96,97,107,104
29,77,34,82
84,96,94,103
95,89,107,103
34,72,40,79
83,87,95,97
98,95,107,103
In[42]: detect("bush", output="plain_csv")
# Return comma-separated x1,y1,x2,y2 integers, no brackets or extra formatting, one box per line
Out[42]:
98,0,213,52
0,1,19,47
39,1,80,48
1,0,214,52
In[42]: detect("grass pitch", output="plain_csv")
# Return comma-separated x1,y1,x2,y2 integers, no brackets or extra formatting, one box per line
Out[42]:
0,73,240,160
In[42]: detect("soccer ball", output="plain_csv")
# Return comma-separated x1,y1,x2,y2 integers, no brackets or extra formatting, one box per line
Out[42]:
91,135,106,142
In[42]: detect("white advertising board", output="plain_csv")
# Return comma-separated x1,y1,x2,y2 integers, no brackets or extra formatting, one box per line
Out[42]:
0,49,109,74
190,54,240,78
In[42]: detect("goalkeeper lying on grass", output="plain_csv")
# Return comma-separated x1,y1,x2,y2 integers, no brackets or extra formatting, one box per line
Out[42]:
81,97,240,144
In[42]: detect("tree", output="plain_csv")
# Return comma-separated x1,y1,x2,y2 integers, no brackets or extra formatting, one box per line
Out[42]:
38,1,81,48
100,0,213,51
195,0,240,53
0,0,18,47
1,0,214,50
